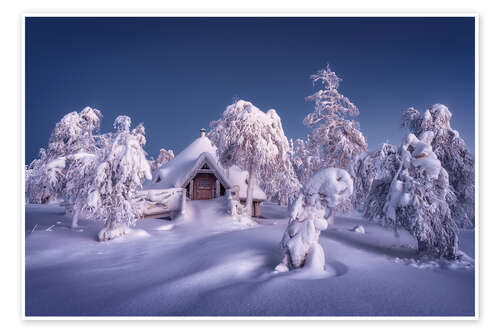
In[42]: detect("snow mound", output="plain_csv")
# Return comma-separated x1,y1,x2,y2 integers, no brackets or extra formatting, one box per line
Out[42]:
393,251,474,271
155,224,174,231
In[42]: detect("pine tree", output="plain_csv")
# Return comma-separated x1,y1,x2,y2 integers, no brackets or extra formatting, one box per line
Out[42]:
86,116,152,241
298,64,367,177
349,143,400,212
365,131,459,259
401,104,475,228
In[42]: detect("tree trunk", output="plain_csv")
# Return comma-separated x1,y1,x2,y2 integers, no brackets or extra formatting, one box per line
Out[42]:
417,235,458,260
245,165,256,216
98,218,129,242
71,209,79,229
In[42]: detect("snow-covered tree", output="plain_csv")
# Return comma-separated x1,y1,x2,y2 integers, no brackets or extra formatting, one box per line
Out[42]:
47,107,102,158
366,131,459,259
401,104,474,228
275,168,353,272
259,110,301,206
297,65,367,178
150,148,175,172
25,148,65,204
63,153,99,228
290,138,316,185
60,108,103,227
86,116,152,241
25,107,103,205
209,100,300,213
348,143,400,212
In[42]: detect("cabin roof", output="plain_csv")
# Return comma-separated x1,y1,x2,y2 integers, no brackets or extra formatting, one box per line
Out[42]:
143,136,267,201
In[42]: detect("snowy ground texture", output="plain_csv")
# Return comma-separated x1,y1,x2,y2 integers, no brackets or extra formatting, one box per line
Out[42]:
25,199,475,317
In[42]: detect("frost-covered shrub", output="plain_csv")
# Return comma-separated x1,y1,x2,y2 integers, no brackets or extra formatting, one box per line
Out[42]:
401,104,475,228
275,168,353,272
209,100,300,212
366,131,459,260
86,116,152,241
294,65,367,183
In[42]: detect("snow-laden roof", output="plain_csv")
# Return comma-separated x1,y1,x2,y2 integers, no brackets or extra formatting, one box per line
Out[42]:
144,136,266,201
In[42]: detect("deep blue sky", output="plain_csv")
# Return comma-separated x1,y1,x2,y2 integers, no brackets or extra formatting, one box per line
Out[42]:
25,17,475,164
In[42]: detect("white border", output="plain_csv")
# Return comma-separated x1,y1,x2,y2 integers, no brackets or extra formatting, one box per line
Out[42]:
20,12,479,321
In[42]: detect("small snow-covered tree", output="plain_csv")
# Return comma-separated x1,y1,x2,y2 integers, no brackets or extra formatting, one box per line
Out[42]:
275,168,353,272
299,65,367,176
86,116,152,241
401,104,475,228
209,100,300,213
366,131,459,259
150,148,175,172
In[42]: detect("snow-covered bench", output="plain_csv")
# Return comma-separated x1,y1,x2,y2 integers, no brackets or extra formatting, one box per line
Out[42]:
135,188,186,219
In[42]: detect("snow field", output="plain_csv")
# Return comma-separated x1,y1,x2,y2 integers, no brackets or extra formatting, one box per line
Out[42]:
25,201,474,316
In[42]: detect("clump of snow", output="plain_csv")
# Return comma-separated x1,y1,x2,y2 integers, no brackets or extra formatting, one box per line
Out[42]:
403,132,441,180
302,168,353,210
351,225,365,234
97,224,131,242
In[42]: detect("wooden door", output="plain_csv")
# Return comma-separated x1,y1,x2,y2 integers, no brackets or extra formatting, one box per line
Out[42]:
194,174,215,200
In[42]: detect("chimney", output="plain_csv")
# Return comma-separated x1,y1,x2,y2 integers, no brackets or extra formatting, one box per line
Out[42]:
200,128,206,137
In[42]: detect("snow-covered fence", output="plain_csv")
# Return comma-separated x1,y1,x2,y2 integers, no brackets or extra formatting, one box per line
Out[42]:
135,188,186,218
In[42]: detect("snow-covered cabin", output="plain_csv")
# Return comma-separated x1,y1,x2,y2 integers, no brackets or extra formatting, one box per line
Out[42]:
142,129,267,217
